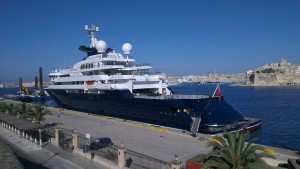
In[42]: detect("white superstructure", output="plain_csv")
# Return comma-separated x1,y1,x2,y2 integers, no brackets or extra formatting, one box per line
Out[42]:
48,25,171,95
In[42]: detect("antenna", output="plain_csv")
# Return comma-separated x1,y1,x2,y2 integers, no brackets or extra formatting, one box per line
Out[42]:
85,24,99,48
214,66,216,75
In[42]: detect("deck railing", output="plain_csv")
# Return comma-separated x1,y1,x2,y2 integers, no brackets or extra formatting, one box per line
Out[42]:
133,94,210,100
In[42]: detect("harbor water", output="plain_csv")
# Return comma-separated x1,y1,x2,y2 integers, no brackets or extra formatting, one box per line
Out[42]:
1,84,300,152
171,84,300,152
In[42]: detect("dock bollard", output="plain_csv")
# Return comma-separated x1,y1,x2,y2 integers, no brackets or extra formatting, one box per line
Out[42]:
118,144,126,168
171,155,182,169
54,129,60,147
72,129,78,151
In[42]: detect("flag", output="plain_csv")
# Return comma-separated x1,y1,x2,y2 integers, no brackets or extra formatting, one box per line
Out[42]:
213,84,222,101
216,85,221,101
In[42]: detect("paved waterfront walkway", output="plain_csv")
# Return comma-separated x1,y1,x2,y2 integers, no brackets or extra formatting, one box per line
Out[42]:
0,126,109,169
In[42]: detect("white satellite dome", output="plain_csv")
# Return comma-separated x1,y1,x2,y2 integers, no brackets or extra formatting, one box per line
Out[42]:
96,40,107,52
122,43,133,54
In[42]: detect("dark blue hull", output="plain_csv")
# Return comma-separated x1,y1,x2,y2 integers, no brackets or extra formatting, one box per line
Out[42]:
46,89,261,134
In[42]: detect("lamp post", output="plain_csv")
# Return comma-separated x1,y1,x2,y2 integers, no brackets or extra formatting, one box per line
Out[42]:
38,129,43,147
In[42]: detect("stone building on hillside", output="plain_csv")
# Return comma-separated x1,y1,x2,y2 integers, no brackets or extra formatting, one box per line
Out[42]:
245,59,300,86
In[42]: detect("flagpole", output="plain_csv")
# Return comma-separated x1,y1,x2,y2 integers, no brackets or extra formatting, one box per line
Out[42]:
212,83,219,97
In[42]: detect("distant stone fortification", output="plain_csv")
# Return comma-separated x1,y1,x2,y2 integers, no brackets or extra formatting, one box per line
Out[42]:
245,59,300,86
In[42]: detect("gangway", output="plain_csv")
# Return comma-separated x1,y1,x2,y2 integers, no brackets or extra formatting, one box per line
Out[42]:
190,113,201,136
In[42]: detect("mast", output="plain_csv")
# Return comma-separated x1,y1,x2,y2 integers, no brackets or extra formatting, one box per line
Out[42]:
39,67,45,96
85,25,99,48
214,66,216,79
35,76,38,90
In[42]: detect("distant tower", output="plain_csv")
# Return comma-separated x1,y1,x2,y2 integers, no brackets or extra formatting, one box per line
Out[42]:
279,58,287,66
85,25,99,48
19,77,23,92
39,67,44,95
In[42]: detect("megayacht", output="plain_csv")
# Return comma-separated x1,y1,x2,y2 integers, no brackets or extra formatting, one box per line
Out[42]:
46,25,261,135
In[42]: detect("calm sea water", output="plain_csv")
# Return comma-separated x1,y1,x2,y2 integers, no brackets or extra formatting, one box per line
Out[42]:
1,84,300,152
171,84,300,152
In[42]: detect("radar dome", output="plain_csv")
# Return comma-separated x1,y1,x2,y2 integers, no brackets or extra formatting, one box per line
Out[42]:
96,40,107,52
122,43,133,54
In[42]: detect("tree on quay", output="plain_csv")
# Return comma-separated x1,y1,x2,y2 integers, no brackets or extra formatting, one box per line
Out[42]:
203,130,275,169
30,105,51,124
0,102,8,112
14,102,31,118
6,103,17,116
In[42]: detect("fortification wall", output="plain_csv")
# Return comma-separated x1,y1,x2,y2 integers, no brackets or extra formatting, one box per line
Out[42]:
246,59,300,86
253,73,278,86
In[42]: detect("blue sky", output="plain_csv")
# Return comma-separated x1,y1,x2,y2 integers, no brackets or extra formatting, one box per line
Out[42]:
0,0,299,83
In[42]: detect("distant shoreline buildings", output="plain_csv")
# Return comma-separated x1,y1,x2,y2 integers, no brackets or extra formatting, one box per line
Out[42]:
0,82,49,88
2,59,299,88
167,73,246,85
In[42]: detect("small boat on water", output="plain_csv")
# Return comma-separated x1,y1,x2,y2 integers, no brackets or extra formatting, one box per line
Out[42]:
16,87,50,103
46,25,261,135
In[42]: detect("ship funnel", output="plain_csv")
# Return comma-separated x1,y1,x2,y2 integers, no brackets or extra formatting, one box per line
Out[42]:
122,43,132,55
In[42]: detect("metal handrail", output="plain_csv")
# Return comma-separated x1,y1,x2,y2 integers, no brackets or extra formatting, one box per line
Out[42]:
133,94,210,100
